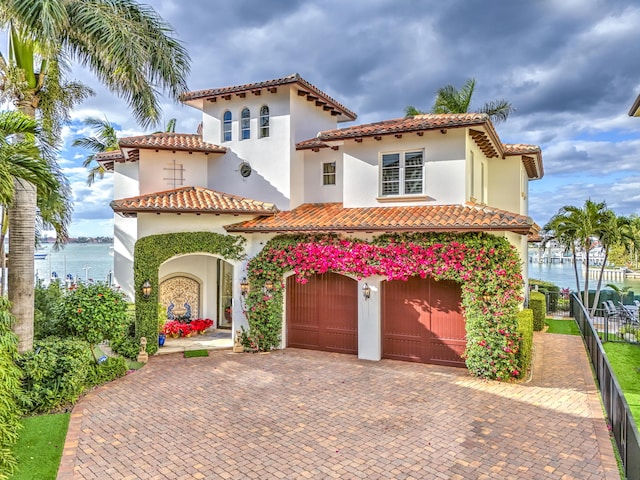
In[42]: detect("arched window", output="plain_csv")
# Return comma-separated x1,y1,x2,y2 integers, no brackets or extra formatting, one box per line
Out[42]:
241,108,250,140
223,111,232,142
259,105,270,138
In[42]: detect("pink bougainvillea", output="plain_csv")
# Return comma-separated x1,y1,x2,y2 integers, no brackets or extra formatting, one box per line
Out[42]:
244,233,525,381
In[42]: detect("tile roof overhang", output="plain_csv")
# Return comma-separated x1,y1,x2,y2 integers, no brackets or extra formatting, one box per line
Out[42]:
629,93,640,117
296,113,543,180
224,202,539,236
110,186,278,218
95,133,226,171
180,73,357,122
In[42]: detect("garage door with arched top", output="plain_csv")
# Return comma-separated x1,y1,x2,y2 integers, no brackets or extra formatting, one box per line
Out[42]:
286,272,358,354
382,277,466,367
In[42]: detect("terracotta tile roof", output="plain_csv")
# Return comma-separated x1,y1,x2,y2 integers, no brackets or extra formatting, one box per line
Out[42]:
95,150,124,171
296,113,497,147
502,143,540,155
111,186,278,217
180,73,357,121
225,202,538,235
118,133,226,153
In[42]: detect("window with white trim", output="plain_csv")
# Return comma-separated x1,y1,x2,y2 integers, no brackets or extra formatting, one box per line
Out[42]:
241,108,250,140
223,111,232,142
259,105,269,138
380,150,424,196
322,162,336,185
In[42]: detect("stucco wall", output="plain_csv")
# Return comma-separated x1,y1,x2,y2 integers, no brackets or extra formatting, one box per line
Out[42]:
138,150,210,195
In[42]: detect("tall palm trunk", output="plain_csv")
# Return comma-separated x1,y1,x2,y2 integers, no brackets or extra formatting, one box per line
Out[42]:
583,248,590,308
590,248,609,317
8,101,37,353
571,243,581,295
8,179,36,353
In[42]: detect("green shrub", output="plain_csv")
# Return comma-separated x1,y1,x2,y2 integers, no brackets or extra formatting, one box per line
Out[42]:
109,305,139,359
87,357,127,387
34,281,67,339
0,298,22,479
516,309,533,379
56,283,129,358
530,279,560,311
17,337,93,414
529,291,546,331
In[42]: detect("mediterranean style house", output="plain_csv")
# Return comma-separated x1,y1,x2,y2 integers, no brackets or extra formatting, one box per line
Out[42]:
99,73,543,365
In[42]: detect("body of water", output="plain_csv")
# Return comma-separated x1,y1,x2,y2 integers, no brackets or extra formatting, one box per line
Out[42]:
528,258,640,292
34,243,114,285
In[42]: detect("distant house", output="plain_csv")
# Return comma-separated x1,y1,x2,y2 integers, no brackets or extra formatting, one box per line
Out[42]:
99,74,543,365
629,94,640,116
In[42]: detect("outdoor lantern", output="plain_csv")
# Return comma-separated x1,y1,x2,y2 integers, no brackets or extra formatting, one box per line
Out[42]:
483,294,491,303
141,280,152,298
264,279,274,292
363,283,371,299
240,277,250,296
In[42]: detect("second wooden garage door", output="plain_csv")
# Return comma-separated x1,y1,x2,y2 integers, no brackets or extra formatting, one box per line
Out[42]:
382,277,466,367
286,272,358,354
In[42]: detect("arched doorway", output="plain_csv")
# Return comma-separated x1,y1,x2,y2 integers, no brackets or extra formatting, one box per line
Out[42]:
286,272,358,354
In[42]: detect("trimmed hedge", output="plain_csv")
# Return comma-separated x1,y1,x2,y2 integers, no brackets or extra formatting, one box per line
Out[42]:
516,309,534,379
529,291,546,331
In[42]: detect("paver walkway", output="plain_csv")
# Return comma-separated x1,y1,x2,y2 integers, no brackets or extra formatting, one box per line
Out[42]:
58,333,620,479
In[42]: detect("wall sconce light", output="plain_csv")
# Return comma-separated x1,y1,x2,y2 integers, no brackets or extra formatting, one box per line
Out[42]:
141,280,152,299
440,129,447,134
482,294,491,303
363,283,371,300
264,279,274,292
240,277,250,296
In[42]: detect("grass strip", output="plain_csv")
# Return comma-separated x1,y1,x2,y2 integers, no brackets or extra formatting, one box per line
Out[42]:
184,349,209,358
602,342,640,427
11,413,70,480
544,318,580,335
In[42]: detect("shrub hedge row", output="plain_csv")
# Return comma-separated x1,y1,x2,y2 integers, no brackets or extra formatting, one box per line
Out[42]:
516,309,534,378
529,291,546,331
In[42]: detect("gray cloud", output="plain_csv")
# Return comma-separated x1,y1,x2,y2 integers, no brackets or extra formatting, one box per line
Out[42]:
41,0,640,236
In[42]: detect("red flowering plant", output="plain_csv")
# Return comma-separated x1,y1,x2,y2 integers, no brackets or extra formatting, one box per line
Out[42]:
244,232,525,381
190,318,213,334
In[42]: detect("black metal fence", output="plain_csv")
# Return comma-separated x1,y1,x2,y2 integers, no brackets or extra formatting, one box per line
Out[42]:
572,294,640,479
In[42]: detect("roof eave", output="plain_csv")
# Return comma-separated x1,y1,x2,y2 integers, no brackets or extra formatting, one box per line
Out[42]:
629,94,640,117
224,224,534,235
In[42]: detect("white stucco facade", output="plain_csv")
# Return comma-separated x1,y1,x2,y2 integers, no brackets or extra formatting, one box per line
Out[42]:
107,75,542,358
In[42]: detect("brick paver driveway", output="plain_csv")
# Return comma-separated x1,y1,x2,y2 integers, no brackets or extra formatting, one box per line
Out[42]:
59,333,619,479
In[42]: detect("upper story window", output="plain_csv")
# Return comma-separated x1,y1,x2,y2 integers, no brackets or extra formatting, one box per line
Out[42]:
380,150,424,196
322,162,336,185
259,105,270,138
223,111,232,142
241,108,250,140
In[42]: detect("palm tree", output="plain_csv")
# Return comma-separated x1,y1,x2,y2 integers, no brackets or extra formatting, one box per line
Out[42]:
405,78,515,124
0,0,191,352
0,111,63,350
73,116,119,186
543,200,611,310
590,213,638,316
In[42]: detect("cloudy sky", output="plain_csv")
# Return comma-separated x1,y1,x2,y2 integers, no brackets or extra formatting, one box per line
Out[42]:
29,0,640,237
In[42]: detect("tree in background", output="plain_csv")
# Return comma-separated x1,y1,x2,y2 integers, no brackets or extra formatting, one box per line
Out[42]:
73,116,119,186
405,78,514,124
0,0,191,352
543,200,612,310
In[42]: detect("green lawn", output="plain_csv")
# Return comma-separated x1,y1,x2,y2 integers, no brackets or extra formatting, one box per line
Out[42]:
545,318,580,335
10,413,70,480
602,342,640,427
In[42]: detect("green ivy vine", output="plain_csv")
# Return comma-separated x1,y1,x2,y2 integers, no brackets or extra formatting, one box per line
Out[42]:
244,232,525,381
133,232,246,354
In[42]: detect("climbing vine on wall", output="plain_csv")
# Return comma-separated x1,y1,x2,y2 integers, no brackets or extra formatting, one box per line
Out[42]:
245,232,524,381
134,232,246,354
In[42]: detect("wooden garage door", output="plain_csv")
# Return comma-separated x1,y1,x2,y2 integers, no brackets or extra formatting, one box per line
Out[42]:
286,272,358,354
382,277,466,367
